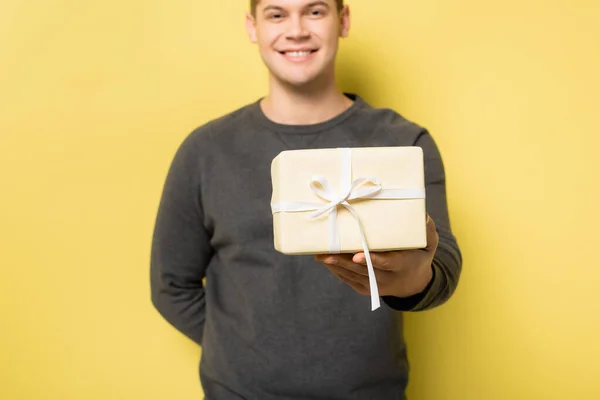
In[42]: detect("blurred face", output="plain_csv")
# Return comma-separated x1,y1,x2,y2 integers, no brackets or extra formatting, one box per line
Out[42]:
246,0,350,88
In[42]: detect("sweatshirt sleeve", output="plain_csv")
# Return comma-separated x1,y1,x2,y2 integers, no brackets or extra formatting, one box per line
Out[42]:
382,130,463,312
150,132,213,345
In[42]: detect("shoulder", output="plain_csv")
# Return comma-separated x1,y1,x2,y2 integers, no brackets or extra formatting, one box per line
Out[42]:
173,100,258,160
353,95,429,144
184,101,256,146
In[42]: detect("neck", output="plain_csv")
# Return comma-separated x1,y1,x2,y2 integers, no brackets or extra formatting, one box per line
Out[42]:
260,73,353,125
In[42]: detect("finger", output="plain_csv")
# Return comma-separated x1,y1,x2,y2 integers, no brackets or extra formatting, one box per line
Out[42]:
326,265,368,286
315,254,370,277
352,252,367,265
342,278,370,296
332,272,370,296
326,255,370,277
314,254,330,263
353,251,403,272
342,255,396,288
315,253,353,264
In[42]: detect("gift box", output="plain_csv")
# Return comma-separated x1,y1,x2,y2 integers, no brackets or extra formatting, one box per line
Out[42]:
271,146,427,254
270,147,428,310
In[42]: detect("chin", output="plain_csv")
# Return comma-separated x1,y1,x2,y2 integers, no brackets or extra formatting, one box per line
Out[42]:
284,77,319,87
272,71,326,89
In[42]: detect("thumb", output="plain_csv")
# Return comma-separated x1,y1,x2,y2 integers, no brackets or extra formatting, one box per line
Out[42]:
425,213,439,252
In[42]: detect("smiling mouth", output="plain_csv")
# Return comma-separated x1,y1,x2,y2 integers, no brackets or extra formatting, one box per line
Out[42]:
278,49,319,57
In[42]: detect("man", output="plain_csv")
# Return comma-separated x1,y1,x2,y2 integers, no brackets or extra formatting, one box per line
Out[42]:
150,0,462,399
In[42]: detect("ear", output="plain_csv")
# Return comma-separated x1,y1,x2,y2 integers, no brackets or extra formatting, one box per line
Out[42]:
246,12,258,43
339,5,350,38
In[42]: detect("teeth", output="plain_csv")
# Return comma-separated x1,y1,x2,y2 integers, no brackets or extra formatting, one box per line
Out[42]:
286,51,311,57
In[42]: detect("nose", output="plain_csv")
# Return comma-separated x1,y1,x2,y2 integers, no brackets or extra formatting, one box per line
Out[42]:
285,15,310,40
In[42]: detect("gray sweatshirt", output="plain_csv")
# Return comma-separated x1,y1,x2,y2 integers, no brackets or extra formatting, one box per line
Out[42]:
150,93,462,400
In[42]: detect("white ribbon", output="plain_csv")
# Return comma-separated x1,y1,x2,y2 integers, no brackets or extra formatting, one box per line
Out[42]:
271,148,426,311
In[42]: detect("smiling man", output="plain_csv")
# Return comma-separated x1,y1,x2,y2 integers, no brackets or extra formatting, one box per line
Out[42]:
150,1,462,399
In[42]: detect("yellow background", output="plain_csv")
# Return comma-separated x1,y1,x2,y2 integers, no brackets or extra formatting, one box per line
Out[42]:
1,0,599,399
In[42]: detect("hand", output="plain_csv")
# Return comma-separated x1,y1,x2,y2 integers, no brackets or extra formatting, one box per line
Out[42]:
315,213,439,298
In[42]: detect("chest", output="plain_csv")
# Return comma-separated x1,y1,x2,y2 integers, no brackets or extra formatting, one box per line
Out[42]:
200,148,279,249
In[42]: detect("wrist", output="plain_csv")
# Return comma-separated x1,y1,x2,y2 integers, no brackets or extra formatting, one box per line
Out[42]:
413,262,434,294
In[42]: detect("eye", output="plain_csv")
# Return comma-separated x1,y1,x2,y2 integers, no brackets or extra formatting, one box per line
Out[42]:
268,13,283,19
309,7,327,17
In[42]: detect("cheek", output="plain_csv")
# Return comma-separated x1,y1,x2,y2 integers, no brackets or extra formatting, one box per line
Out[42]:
257,37,279,56
315,34,339,55
257,43,274,60
325,31,340,48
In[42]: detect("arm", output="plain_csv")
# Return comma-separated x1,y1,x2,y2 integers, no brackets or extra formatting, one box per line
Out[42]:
381,130,462,311
150,133,213,345
316,129,462,311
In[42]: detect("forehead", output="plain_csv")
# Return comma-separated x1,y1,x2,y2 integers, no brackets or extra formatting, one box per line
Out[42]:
256,0,335,9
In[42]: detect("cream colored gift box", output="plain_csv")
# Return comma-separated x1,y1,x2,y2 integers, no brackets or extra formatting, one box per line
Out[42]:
270,147,428,256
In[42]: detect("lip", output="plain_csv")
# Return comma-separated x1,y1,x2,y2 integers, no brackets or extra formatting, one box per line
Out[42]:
278,48,318,53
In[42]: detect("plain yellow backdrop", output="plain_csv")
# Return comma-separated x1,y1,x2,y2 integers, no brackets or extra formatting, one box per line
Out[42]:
1,0,599,399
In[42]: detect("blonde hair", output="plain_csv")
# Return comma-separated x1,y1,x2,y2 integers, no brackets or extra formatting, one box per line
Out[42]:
250,0,344,16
